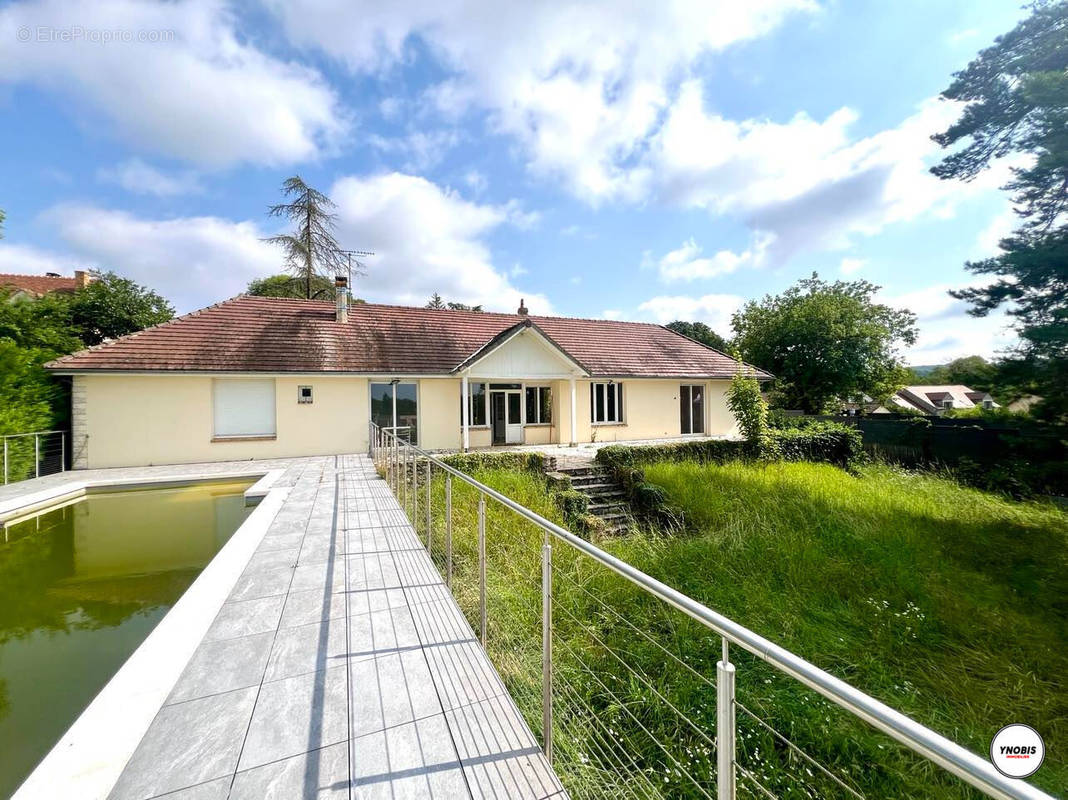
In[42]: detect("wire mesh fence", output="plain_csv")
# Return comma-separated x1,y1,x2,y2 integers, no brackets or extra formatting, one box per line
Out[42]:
369,424,1054,800
2,431,66,485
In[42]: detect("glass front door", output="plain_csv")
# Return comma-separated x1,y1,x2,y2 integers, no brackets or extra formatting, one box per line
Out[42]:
680,384,704,435
370,381,418,444
490,390,523,444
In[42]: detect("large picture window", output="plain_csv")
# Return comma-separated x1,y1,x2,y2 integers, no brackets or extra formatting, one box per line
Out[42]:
371,381,419,444
680,384,705,435
460,381,488,426
590,382,623,424
525,386,552,424
213,379,276,438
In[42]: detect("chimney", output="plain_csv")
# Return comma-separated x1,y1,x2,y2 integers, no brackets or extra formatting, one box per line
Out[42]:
335,275,349,323
517,298,528,316
74,270,90,289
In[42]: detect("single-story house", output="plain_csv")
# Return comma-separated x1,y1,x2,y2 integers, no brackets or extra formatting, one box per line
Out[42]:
886,385,999,415
46,287,771,469
1,269,92,300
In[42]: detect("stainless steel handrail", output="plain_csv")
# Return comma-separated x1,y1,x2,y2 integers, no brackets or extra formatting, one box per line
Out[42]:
369,423,1055,800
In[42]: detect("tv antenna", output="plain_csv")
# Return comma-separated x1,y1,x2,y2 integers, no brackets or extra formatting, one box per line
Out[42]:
335,249,374,293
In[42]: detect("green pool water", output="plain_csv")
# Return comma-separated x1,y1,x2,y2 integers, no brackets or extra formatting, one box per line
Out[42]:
0,480,254,797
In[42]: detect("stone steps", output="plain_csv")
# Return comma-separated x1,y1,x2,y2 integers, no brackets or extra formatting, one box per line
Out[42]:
554,463,631,534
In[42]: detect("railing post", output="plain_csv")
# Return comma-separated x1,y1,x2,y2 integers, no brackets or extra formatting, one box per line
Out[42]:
717,638,736,800
542,539,553,762
400,441,407,509
34,434,40,479
3,438,7,485
445,474,453,589
478,494,487,647
425,458,432,554
60,433,65,473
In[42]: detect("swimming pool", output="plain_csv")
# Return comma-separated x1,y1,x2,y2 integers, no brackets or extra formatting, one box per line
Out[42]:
0,480,255,797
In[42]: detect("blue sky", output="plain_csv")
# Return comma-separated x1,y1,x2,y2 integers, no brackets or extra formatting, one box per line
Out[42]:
0,0,1028,364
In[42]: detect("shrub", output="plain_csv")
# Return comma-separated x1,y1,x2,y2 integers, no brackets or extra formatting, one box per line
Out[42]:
769,422,864,468
726,367,770,443
596,423,863,471
441,451,544,474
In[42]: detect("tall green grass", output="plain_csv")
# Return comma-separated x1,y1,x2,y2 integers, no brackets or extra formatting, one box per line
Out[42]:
423,462,1066,798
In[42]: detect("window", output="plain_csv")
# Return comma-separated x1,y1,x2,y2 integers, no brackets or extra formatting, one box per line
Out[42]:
590,382,623,424
982,398,994,410
213,379,276,438
298,385,313,404
525,386,552,424
371,381,419,444
461,381,488,426
941,399,953,410
680,385,705,434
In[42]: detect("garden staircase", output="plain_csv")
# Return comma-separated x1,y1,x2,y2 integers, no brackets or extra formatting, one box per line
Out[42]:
556,463,632,533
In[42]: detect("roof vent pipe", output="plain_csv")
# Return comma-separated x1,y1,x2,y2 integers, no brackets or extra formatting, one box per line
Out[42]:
517,298,528,316
335,275,349,323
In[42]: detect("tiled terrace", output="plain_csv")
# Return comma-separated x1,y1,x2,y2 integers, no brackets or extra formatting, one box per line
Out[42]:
7,454,565,799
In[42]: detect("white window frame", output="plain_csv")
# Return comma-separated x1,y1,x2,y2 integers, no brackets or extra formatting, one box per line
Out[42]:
680,384,705,435
212,378,276,439
298,385,313,404
524,385,552,425
590,381,624,425
461,381,490,428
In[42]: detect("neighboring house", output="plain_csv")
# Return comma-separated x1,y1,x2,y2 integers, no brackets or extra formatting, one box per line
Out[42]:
884,385,999,415
46,288,771,469
0,270,92,300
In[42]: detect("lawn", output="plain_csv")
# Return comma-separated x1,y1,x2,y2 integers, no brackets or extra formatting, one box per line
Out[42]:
420,462,1066,798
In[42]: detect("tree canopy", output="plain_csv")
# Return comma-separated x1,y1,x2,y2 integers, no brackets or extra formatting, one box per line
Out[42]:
264,176,361,299
0,272,174,435
665,320,730,352
924,355,1000,393
426,293,483,312
66,271,173,346
248,273,338,299
732,274,917,413
932,1,1068,420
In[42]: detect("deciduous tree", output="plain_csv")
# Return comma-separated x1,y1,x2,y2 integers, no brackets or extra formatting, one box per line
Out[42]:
732,274,917,413
665,320,730,352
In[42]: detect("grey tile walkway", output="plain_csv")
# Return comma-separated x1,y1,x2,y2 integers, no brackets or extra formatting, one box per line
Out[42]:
107,454,566,800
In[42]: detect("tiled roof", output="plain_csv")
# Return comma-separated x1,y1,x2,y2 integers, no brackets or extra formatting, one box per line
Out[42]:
46,295,770,379
0,273,78,296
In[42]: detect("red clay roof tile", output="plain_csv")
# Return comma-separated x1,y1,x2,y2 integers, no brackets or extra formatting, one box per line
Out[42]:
45,295,770,379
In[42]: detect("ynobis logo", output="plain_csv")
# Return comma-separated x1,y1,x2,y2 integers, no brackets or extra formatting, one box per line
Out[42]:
990,724,1045,778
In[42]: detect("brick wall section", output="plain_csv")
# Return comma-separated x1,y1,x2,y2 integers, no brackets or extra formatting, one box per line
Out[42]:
71,376,88,469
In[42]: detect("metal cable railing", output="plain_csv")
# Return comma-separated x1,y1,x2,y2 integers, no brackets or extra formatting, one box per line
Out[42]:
368,422,1056,800
2,430,66,485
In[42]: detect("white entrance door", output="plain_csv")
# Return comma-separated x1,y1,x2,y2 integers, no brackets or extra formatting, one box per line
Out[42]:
505,390,523,444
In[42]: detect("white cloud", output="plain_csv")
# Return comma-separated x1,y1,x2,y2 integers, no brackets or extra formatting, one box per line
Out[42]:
839,257,866,275
881,283,1016,364
637,292,744,331
17,172,544,315
976,206,1017,256
652,236,769,282
602,309,623,320
98,158,203,196
0,0,348,167
0,242,79,275
44,205,278,311
265,0,816,201
329,172,552,313
368,128,462,172
464,170,488,195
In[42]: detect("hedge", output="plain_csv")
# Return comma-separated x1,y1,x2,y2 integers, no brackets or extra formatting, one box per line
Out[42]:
595,422,863,472
440,451,545,474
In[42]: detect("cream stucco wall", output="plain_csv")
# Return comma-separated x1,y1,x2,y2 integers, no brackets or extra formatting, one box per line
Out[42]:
75,374,369,469
73,373,740,468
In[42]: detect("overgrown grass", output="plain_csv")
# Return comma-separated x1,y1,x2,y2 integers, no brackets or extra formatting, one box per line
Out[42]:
422,462,1066,798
